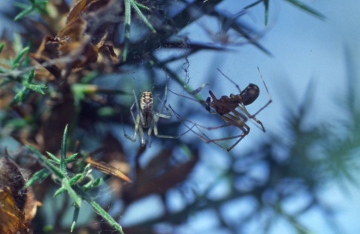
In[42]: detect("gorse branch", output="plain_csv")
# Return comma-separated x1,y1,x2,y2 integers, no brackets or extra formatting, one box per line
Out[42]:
26,126,124,233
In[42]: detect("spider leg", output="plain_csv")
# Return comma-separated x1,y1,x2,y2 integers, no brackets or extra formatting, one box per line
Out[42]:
208,92,252,132
124,90,145,144
220,113,250,151
221,112,250,134
168,88,207,107
237,103,265,132
190,122,240,149
208,91,226,114
129,100,137,125
169,105,246,151
158,77,170,114
249,115,265,132
132,89,146,126
243,67,272,131
146,125,152,147
145,83,195,141
167,108,217,143
198,110,250,151
191,122,246,151
149,85,184,140
152,111,192,139
217,68,243,94
124,112,139,142
226,133,246,151
157,107,172,119
153,123,178,139
170,105,230,130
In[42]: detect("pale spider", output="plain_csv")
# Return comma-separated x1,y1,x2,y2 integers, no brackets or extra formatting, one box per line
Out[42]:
198,10,268,48
123,83,189,147
170,68,272,151
199,11,247,46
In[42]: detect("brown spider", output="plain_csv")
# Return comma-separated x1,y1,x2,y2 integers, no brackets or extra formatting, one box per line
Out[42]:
170,68,272,151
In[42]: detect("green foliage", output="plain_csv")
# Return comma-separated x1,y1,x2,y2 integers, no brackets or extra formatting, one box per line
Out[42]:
26,126,124,233
0,43,47,104
13,69,47,103
14,0,48,21
285,0,325,20
122,0,156,61
0,43,4,53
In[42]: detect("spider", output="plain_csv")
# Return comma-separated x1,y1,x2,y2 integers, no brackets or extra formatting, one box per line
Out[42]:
123,83,190,147
170,68,272,151
199,11,247,46
198,10,268,48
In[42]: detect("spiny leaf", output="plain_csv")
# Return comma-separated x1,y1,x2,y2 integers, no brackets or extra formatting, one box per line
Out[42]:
122,0,156,61
54,164,93,196
65,153,79,163
12,46,29,69
285,0,326,20
14,5,35,21
122,0,131,62
46,152,60,163
24,83,47,95
25,169,50,188
54,174,82,197
71,206,80,232
81,194,124,234
62,177,82,207
264,0,269,25
82,178,104,191
60,125,69,174
0,43,4,53
27,69,35,83
14,0,48,21
26,146,64,178
130,1,155,33
13,87,27,103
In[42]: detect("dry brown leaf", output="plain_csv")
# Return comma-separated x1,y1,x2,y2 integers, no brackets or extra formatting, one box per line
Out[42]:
0,151,39,234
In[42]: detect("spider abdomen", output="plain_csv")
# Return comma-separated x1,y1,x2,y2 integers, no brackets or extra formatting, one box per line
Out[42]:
240,83,260,105
140,91,154,128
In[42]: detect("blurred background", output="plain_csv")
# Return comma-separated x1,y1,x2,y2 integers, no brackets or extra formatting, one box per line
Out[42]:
1,0,360,233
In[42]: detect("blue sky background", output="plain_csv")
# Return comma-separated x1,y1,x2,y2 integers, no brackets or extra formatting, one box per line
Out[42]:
107,1,360,233
151,1,360,233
